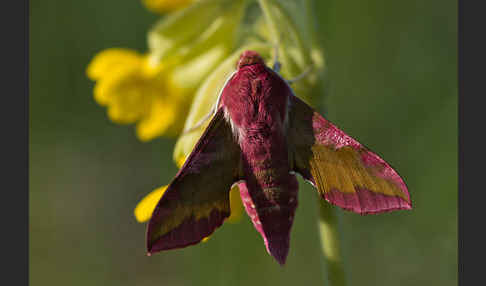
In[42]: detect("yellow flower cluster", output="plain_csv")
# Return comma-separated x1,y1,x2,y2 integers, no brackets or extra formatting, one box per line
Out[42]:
87,0,324,230
86,48,188,141
87,0,249,142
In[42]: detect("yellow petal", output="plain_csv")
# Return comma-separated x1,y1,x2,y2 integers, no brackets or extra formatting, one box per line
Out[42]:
134,186,168,223
142,0,195,14
135,96,178,141
201,236,211,242
176,155,188,169
105,76,150,124
95,72,137,110
227,184,244,223
86,48,142,80
91,52,146,108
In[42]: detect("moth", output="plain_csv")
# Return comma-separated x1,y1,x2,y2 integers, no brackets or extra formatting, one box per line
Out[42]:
146,50,411,265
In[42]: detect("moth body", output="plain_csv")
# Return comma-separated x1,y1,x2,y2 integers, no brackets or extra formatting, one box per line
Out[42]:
219,51,298,264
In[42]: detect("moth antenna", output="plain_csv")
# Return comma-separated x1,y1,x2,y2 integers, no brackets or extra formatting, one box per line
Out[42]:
286,66,313,85
272,43,282,73
215,70,237,110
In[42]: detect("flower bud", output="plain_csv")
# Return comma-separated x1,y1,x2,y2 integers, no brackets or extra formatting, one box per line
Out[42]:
148,0,247,63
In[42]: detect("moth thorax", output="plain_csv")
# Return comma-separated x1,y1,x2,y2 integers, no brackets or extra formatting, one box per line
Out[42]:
237,50,264,69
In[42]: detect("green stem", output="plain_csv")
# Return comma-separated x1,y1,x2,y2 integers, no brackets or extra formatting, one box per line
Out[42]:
318,200,347,286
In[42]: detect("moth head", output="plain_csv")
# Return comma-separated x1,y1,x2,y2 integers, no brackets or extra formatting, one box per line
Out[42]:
236,50,264,69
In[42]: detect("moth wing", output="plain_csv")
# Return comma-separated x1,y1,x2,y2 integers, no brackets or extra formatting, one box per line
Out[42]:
147,108,242,254
288,96,411,214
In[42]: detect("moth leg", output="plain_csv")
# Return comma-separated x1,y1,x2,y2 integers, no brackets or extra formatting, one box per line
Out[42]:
272,44,281,73
181,111,214,136
286,66,313,85
181,70,237,136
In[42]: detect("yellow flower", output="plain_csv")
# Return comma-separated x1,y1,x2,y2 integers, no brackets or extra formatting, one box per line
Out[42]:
87,41,237,142
142,0,196,14
86,48,190,141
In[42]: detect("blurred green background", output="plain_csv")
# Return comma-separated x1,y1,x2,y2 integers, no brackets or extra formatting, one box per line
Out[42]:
30,0,457,285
